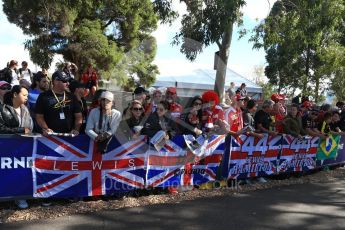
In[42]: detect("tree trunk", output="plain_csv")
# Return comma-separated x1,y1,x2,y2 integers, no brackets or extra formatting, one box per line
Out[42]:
214,23,233,102
303,45,310,96
314,75,320,103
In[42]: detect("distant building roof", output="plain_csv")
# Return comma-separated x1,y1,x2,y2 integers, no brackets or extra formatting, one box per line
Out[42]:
153,68,262,94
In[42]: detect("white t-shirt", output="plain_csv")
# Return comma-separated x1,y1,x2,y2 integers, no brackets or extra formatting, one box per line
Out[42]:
20,69,32,84
11,69,19,86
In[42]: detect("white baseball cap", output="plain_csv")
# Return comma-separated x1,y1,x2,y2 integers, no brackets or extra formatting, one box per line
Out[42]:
100,91,114,101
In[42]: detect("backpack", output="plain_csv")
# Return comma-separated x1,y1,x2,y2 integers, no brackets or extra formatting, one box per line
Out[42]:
0,67,13,84
19,68,31,76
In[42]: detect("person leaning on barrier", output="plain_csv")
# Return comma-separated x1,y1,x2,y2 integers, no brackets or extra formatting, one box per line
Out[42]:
317,110,345,137
282,104,307,139
329,110,345,135
85,91,121,149
254,99,279,136
302,108,325,138
35,71,82,136
0,85,33,209
201,90,228,135
116,100,145,141
141,100,177,139
179,96,203,136
0,85,33,134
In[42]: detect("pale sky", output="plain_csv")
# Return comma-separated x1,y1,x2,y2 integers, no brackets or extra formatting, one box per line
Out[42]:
0,0,276,81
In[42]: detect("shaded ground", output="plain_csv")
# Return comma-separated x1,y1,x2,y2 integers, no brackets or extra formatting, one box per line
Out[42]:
1,167,345,229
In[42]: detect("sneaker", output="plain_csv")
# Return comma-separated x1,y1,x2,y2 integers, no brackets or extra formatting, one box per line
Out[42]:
322,166,330,171
41,202,52,207
179,185,193,192
238,180,246,185
245,179,254,185
68,197,82,202
213,181,221,189
257,177,267,183
199,182,213,190
15,200,29,209
219,180,227,188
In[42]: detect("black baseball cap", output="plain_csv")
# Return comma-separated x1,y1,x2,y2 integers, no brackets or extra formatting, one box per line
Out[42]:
134,86,147,95
52,71,69,82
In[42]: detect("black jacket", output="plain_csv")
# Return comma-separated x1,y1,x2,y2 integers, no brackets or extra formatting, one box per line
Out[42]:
0,104,25,134
141,112,176,138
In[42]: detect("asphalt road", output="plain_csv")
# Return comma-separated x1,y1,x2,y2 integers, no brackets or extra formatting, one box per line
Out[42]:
3,179,345,230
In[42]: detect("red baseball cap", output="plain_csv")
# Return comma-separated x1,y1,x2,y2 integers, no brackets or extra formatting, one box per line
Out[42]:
302,100,313,109
271,93,284,102
166,87,177,94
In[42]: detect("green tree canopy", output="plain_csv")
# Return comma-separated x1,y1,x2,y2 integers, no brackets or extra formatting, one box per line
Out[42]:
251,0,345,102
3,0,163,89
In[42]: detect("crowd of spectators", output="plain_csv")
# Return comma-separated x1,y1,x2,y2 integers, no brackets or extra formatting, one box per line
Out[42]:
1,60,345,208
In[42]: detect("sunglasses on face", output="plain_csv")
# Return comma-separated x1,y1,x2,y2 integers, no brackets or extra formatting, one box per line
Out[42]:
132,107,143,111
193,102,202,106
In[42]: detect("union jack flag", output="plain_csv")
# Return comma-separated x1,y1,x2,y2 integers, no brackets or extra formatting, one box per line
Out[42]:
32,135,148,198
278,135,318,173
146,135,225,187
228,134,280,179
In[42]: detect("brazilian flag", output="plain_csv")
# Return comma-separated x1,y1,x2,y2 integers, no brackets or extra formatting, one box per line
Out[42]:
316,134,341,160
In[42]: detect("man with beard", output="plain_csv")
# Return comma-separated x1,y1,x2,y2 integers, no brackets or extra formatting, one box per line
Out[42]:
28,71,50,132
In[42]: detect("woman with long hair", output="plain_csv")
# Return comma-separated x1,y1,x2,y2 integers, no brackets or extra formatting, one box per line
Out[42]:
0,85,32,134
0,85,33,209
117,100,145,141
141,100,176,138
180,96,203,136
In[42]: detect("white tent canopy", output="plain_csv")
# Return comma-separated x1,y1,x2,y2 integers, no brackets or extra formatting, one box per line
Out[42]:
153,68,262,98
